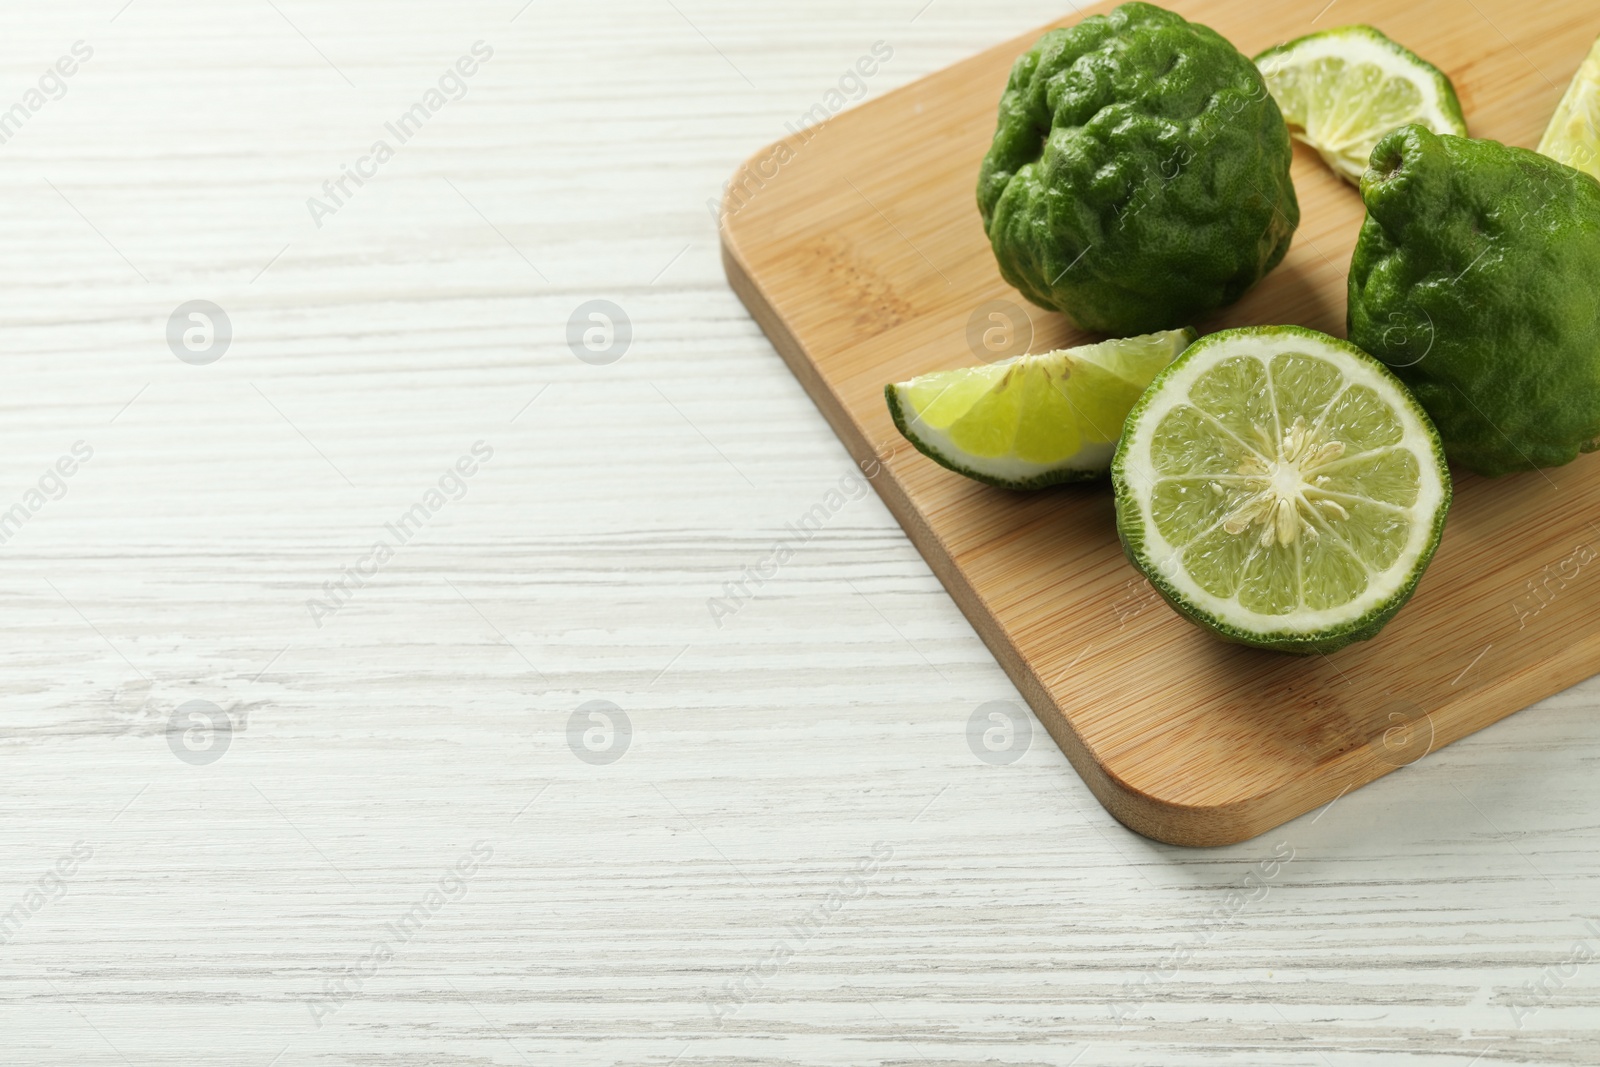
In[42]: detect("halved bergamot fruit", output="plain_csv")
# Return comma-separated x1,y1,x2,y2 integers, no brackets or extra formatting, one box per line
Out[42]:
885,329,1196,490
1113,327,1451,654
1256,25,1467,184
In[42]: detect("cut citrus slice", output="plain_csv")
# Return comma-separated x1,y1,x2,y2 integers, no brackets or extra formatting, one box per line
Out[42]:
1113,327,1451,654
1538,33,1600,181
886,329,1196,490
1256,26,1467,184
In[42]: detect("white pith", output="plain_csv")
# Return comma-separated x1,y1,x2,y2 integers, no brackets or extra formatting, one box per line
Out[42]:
1258,31,1463,181
1121,333,1449,637
897,408,1117,484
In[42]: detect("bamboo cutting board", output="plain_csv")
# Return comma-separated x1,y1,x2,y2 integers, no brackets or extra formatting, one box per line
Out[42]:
720,0,1600,846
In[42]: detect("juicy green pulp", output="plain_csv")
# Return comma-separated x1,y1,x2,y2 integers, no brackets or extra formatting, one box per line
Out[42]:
886,386,1097,491
1148,353,1416,613
1113,327,1452,655
1538,33,1600,181
1349,126,1600,476
887,330,1194,491
1268,57,1430,147
1256,26,1466,182
978,2,1299,335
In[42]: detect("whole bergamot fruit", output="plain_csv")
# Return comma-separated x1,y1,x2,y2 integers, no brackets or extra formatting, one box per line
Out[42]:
977,2,1299,336
1349,125,1600,476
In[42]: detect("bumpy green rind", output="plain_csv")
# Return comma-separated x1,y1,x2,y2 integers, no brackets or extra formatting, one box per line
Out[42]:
884,383,1103,491
1349,125,1600,476
1111,326,1453,655
978,2,1299,336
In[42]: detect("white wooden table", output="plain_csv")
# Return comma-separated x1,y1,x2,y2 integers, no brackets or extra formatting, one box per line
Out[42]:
2,1,1597,1063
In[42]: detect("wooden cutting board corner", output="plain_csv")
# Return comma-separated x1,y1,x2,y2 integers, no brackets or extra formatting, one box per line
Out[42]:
721,0,1600,847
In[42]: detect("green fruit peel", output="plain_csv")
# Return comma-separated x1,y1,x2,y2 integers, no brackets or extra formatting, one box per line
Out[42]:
978,2,1300,336
1349,125,1600,476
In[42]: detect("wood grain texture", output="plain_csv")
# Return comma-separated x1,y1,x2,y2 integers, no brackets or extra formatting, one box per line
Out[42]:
721,0,1600,847
1,1,1598,1064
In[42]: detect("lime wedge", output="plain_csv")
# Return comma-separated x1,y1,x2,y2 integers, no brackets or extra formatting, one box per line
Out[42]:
1113,327,1451,654
1538,34,1600,181
886,329,1196,490
1256,26,1467,184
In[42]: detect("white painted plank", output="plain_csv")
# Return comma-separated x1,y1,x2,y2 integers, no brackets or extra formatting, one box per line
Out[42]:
0,1,1595,1063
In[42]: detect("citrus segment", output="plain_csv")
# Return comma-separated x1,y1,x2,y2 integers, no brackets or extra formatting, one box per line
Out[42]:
887,329,1196,490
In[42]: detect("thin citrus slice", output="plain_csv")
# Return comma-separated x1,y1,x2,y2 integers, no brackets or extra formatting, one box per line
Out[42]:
1256,26,1467,184
886,329,1196,490
1538,33,1600,181
1113,327,1451,654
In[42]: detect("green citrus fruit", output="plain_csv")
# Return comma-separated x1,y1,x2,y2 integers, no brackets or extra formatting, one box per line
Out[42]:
1113,327,1451,655
886,329,1196,490
1538,33,1600,181
978,2,1299,336
1349,125,1600,476
1256,25,1467,184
